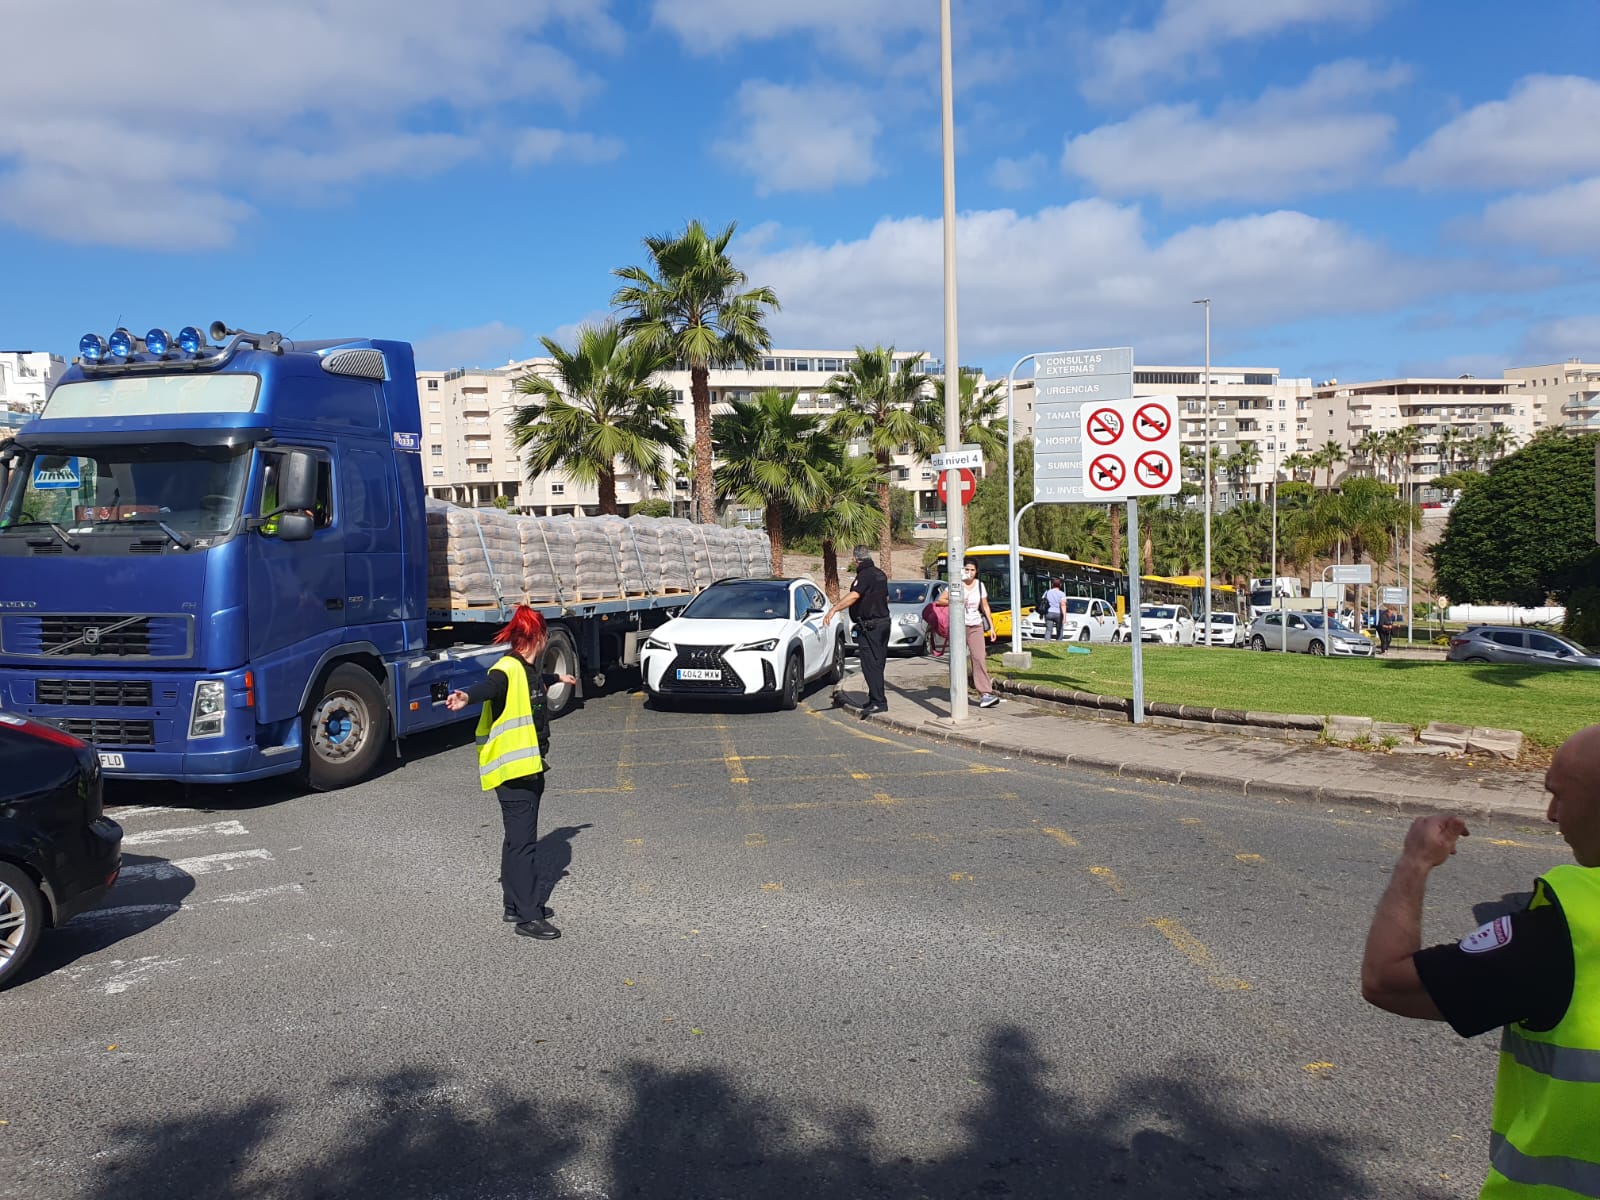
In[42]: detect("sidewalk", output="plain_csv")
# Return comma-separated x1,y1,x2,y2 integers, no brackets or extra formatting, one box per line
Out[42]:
835,655,1551,822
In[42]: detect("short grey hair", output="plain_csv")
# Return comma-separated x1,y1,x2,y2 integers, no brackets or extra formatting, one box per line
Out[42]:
851,545,873,562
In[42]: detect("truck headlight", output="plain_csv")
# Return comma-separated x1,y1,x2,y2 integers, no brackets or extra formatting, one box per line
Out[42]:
190,679,226,739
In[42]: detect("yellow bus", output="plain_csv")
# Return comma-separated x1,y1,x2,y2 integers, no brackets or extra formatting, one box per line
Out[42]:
1141,574,1240,616
928,545,1125,639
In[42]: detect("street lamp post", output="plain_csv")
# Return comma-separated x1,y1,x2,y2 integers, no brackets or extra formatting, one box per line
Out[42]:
938,0,968,721
1194,298,1212,644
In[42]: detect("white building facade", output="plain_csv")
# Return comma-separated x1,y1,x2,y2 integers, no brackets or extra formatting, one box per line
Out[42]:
0,351,67,419
1504,360,1599,435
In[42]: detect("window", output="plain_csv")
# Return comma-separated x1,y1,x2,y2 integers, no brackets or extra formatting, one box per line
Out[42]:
550,483,565,495
1529,634,1568,655
260,449,334,532
431,469,445,478
431,445,443,457
1488,631,1523,647
429,402,440,413
427,380,439,391
474,462,488,474
429,423,442,434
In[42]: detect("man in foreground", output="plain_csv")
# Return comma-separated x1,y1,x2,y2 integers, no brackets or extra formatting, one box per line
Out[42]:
1361,724,1600,1197
824,545,890,717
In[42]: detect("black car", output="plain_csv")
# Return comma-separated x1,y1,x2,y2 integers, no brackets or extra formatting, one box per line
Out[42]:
0,713,123,988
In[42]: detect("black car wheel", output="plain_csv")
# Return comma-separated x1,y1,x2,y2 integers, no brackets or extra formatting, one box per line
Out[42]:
1464,656,1490,664
778,652,802,711
1308,639,1326,657
1250,635,1266,651
1079,627,1092,641
825,635,846,684
0,862,44,990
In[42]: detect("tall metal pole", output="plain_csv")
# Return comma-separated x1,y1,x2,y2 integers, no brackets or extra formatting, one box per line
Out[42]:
939,0,967,722
1004,354,1036,658
1128,498,1144,724
1195,298,1212,644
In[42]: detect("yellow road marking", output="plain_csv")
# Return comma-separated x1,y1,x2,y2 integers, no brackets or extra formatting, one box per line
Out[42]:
744,832,767,848
624,838,644,847
615,691,639,794
1303,1062,1336,1074
760,882,784,892
1234,853,1263,863
1088,865,1123,893
1146,917,1252,991
949,872,973,882
851,771,872,780
870,793,897,806
1041,827,1078,847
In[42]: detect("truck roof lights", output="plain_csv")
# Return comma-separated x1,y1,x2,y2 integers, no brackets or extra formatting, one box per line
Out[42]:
177,326,206,355
107,327,136,358
78,333,108,363
144,327,172,356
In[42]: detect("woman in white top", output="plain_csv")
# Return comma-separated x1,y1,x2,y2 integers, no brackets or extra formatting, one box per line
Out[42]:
936,560,999,707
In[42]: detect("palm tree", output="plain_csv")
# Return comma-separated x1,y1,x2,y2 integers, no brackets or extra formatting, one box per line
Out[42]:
1392,426,1422,490
711,389,833,575
1482,427,1516,464
508,323,685,515
824,346,939,573
1318,439,1346,490
924,369,1007,469
611,219,780,526
1282,451,1312,483
1435,425,1463,475
1354,430,1386,479
1228,440,1261,499
794,454,885,601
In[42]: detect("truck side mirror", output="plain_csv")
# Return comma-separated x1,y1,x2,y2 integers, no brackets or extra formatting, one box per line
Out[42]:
278,449,318,514
0,440,14,502
275,511,314,542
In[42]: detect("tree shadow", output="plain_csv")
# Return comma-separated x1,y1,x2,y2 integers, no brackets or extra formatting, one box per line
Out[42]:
63,1025,1452,1200
11,852,193,988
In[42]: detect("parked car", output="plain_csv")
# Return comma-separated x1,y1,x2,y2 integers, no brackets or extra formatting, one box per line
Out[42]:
844,579,949,654
1202,612,1247,647
0,713,123,988
1115,604,1197,645
1021,596,1121,643
641,577,847,710
1445,626,1600,668
1246,611,1374,656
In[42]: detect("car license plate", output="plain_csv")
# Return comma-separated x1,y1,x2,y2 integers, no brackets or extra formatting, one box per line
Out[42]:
98,752,125,769
675,668,721,682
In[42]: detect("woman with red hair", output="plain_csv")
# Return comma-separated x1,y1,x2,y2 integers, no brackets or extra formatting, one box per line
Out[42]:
447,605,577,941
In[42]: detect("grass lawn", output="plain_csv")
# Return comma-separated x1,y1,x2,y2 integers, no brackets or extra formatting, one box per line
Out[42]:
992,643,1599,750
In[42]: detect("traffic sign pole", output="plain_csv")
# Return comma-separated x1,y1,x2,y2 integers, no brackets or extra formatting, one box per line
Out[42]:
1129,497,1143,724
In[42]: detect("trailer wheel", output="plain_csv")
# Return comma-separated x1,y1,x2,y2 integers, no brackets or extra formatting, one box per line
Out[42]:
305,663,389,791
0,862,44,990
541,627,581,718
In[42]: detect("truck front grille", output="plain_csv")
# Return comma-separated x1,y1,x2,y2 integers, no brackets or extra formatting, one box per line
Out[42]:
1,613,192,659
59,718,155,747
36,678,154,707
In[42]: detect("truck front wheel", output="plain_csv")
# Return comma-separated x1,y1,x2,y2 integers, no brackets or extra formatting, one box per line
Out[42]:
305,663,389,791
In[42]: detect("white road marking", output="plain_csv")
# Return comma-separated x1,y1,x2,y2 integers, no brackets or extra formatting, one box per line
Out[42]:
119,849,274,882
68,903,180,926
104,805,183,819
121,820,249,847
209,883,305,905
104,955,185,995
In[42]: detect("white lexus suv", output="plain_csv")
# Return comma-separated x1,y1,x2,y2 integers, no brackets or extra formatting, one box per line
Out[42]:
641,577,847,710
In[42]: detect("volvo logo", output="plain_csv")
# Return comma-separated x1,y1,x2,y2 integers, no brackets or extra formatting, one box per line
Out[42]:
0,601,37,609
82,627,102,646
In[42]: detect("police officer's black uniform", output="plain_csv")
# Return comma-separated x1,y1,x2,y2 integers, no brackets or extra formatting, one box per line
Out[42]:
850,555,891,713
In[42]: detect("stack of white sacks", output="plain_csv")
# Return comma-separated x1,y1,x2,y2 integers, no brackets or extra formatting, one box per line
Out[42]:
426,499,771,609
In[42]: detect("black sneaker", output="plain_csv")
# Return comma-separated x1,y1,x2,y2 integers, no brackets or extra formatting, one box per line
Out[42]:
515,918,561,940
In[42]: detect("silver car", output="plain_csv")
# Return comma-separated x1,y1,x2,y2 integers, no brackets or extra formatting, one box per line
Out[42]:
1246,611,1373,656
847,579,950,655
1445,626,1600,668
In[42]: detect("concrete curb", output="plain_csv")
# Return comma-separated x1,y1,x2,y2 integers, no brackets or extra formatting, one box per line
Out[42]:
857,705,1547,824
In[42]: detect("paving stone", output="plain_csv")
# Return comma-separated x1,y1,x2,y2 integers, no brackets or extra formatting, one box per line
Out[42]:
1469,726,1524,761
1372,721,1416,744
1325,715,1374,742
1390,743,1458,758
1419,721,1471,752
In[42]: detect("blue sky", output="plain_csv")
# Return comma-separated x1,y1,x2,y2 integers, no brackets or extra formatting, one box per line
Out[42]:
3,0,1597,383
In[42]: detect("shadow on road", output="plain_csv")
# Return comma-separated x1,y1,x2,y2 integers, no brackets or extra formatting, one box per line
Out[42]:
72,1025,1447,1200
536,822,591,912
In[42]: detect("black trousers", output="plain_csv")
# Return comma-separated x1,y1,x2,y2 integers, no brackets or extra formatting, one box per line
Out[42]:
856,616,890,707
1378,628,1393,653
496,776,545,920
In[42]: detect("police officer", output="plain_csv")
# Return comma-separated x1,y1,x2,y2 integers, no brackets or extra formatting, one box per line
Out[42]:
446,605,577,941
824,545,890,716
1361,724,1600,1195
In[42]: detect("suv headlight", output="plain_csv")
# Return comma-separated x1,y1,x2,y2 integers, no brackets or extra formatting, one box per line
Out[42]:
642,636,672,652
190,679,226,739
732,638,780,653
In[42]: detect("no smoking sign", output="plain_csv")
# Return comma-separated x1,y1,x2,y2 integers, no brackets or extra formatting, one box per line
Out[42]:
1079,396,1179,498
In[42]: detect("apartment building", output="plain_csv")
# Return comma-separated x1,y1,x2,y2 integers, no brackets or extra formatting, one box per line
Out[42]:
0,350,67,416
1313,376,1544,485
1504,360,1600,435
420,349,961,518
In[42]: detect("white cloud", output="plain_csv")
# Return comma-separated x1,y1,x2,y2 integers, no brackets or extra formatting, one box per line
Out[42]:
651,0,926,53
512,128,625,167
1518,314,1600,365
734,201,1456,364
1391,75,1600,189
713,81,882,194
1062,61,1407,204
1473,177,1600,257
1083,0,1383,101
989,153,1047,191
412,322,529,371
0,0,618,248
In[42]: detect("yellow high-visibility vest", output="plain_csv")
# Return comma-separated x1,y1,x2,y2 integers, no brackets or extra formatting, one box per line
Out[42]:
476,657,544,791
1483,865,1600,1198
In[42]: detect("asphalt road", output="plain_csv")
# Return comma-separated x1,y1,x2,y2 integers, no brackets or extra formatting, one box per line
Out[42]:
2,669,1567,1199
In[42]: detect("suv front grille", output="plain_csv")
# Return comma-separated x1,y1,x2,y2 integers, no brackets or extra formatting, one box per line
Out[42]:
36,678,153,707
58,718,155,746
663,645,742,691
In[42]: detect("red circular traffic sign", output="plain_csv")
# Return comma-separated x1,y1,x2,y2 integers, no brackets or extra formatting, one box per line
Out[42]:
1134,403,1171,441
1134,450,1173,489
1085,407,1123,445
1088,454,1126,492
937,468,977,506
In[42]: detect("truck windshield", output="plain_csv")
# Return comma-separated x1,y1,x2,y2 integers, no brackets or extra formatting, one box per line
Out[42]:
0,443,251,538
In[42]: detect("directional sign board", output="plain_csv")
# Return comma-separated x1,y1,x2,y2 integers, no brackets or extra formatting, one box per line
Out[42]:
1031,347,1133,505
1075,395,1180,499
930,446,985,471
1330,564,1373,584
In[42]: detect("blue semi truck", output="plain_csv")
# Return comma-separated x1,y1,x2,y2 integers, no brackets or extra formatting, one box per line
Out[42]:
0,323,688,789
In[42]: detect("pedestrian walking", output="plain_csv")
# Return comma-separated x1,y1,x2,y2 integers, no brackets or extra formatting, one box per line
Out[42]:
824,545,890,716
1361,724,1600,1196
1041,578,1067,641
936,559,999,707
445,605,578,941
1377,605,1397,655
